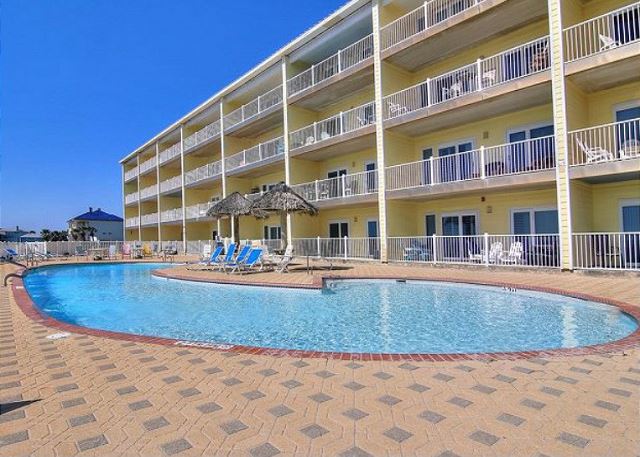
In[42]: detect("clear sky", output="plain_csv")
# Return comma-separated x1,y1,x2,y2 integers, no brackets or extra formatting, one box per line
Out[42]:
0,0,345,232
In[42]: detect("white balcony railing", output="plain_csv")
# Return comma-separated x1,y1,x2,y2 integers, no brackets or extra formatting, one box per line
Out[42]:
289,101,376,150
160,208,183,223
159,142,181,164
185,202,216,220
139,156,157,174
226,136,285,172
386,135,555,191
125,216,139,228
139,185,158,200
291,237,381,261
184,160,222,186
124,167,138,181
573,232,640,271
291,170,378,203
125,192,138,205
388,234,560,268
224,85,283,130
184,119,222,152
287,34,374,96
569,118,640,166
564,2,640,62
159,176,182,193
381,0,486,50
140,212,159,226
384,36,550,120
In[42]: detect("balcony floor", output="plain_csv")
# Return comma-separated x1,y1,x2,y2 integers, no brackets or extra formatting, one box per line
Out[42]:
566,43,640,92
570,158,640,183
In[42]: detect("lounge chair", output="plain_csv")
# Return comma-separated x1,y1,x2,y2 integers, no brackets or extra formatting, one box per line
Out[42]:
107,245,117,259
205,243,236,271
200,244,212,261
499,242,523,265
229,248,263,274
122,243,132,259
469,241,503,264
387,101,408,118
599,33,620,51
142,244,153,257
223,245,252,273
275,245,294,273
75,245,87,259
2,248,21,261
187,245,224,270
576,138,613,163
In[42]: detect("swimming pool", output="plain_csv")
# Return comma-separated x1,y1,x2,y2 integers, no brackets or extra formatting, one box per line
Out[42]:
23,263,637,354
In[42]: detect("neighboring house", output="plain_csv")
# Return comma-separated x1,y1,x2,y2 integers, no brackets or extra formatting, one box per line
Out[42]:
0,226,36,242
68,208,124,241
20,232,43,242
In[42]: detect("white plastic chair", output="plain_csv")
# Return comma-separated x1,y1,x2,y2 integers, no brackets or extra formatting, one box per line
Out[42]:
499,242,523,265
576,138,614,163
469,242,503,263
599,33,620,51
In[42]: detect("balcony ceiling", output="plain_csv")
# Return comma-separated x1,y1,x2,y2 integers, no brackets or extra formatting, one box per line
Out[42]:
566,46,640,92
226,64,282,104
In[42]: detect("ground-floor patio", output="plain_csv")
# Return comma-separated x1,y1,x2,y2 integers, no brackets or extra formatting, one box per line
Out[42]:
0,261,638,456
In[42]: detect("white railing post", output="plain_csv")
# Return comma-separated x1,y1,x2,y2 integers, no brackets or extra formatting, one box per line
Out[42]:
343,236,348,260
341,174,347,198
311,64,315,86
426,78,432,107
339,111,344,135
314,179,319,201
429,156,435,185
476,58,483,90
480,146,486,179
483,233,489,266
432,234,438,264
337,50,342,73
313,122,318,141
423,2,429,29
316,236,321,257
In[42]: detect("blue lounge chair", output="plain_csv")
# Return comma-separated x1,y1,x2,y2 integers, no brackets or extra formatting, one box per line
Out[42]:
229,248,263,274
223,245,251,272
187,245,224,270
205,243,236,271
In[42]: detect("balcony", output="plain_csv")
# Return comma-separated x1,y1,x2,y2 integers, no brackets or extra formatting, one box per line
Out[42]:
289,101,376,159
140,212,159,227
124,167,138,182
159,176,182,195
139,156,157,176
287,34,374,109
160,208,183,224
125,192,138,205
223,86,283,137
291,170,378,207
386,136,556,199
139,185,158,202
573,232,640,271
226,136,284,177
568,118,640,181
184,160,222,187
383,36,551,136
380,0,547,71
183,119,221,154
159,142,181,165
564,2,640,92
125,216,139,228
185,202,216,221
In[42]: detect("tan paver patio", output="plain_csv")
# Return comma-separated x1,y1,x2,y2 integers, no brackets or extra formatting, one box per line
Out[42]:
0,260,638,456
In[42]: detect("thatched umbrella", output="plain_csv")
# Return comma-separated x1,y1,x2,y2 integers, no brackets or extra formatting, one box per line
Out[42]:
250,182,318,248
206,192,266,244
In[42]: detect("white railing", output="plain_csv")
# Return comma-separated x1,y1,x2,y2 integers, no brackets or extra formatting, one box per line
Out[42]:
183,119,222,152
224,85,283,130
574,232,640,271
139,185,158,200
388,234,560,267
225,136,285,172
384,36,550,120
386,136,555,191
289,101,376,150
125,192,138,205
569,118,640,166
185,202,215,220
140,212,159,226
291,237,381,260
159,176,182,193
184,160,222,185
125,217,139,228
381,0,485,50
159,142,181,164
287,34,374,96
291,170,378,202
139,156,157,175
124,167,138,181
1,240,189,258
160,208,183,223
564,2,640,62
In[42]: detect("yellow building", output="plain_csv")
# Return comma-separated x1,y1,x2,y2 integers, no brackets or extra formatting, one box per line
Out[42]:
121,0,640,271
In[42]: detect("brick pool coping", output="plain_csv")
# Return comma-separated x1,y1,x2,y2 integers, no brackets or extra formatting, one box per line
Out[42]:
9,263,640,362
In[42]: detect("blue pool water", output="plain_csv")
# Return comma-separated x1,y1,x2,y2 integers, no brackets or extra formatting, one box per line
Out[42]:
23,263,637,354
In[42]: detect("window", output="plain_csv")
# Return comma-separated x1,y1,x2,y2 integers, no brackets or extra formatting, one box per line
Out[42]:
263,225,281,240
507,124,555,173
615,106,640,154
327,169,347,179
437,141,474,182
261,183,278,193
511,208,558,234
425,214,436,236
329,222,349,238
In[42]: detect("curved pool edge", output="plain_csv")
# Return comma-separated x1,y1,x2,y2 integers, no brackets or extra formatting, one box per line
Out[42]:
11,264,640,362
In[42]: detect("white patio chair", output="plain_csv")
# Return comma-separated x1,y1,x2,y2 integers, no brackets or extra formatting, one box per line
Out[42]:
619,139,640,159
599,33,620,51
469,241,503,263
304,136,315,146
481,69,496,87
576,138,614,163
499,242,524,265
387,101,408,117
200,244,212,261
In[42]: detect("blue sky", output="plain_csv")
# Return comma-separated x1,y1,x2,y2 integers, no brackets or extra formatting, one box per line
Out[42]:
0,0,345,231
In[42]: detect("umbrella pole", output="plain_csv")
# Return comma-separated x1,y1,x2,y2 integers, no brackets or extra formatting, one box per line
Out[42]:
233,216,240,245
280,212,288,250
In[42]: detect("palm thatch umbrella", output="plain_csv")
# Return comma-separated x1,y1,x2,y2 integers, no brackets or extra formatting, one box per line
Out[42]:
250,182,318,248
206,192,266,244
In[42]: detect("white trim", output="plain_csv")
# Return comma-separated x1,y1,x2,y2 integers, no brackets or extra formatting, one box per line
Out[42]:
510,206,558,234
263,224,283,240
328,220,350,238
424,213,437,236
619,198,640,232
365,217,379,237
440,211,480,236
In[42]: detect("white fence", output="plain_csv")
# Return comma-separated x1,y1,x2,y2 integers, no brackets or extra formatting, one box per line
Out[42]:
224,85,283,130
381,0,485,50
287,34,374,96
159,142,181,164
386,136,555,191
573,232,640,271
125,192,138,205
185,202,215,220
291,170,378,202
388,234,560,267
291,237,381,260
140,213,159,226
160,208,182,223
159,176,182,194
139,185,158,200
225,136,284,172
184,160,222,186
139,156,157,175
564,1,640,62
125,217,139,228
568,118,640,166
289,101,376,150
184,119,221,152
124,167,138,182
384,36,550,120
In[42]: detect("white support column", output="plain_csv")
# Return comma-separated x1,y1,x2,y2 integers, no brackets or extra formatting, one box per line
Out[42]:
179,126,187,254
547,0,574,270
219,101,229,239
372,0,389,262
136,155,142,242
281,56,293,245
155,142,162,247
120,164,126,241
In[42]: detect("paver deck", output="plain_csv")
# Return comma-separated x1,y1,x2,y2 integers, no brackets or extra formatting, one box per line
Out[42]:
1,260,638,456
